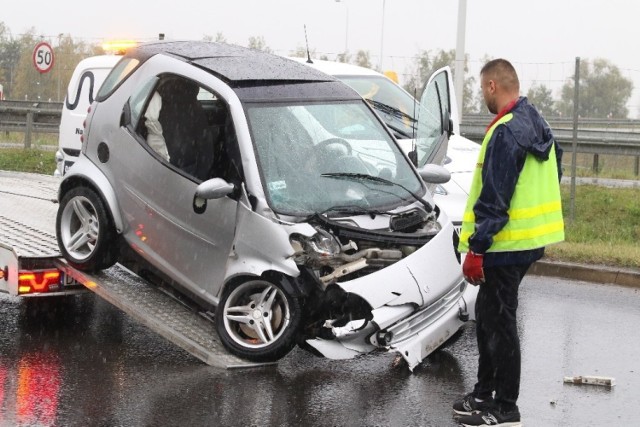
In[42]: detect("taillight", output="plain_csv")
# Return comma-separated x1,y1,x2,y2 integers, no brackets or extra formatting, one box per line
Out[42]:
18,270,62,294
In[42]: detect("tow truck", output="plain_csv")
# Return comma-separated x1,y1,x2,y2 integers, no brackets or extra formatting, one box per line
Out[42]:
0,170,267,368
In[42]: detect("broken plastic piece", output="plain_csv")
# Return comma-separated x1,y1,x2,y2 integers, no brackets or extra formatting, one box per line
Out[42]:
563,375,615,387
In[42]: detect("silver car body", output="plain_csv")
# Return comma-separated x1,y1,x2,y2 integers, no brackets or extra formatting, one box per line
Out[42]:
59,42,475,369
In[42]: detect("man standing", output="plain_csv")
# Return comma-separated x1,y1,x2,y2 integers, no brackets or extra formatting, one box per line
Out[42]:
453,59,565,426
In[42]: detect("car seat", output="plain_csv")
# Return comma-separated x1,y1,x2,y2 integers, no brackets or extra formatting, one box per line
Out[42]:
157,78,212,180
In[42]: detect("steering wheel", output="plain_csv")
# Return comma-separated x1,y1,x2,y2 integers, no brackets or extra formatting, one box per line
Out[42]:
315,138,352,157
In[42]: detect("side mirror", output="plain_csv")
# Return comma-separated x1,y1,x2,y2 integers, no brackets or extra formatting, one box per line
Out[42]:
195,178,235,200
418,164,451,184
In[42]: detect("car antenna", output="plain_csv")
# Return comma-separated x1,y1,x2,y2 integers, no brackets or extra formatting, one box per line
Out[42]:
304,25,313,64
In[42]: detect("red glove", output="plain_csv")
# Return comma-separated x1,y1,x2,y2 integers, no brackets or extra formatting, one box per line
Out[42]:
463,251,485,286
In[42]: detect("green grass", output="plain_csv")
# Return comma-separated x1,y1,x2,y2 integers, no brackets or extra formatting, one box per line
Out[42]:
1,132,58,147
545,185,640,268
0,148,57,174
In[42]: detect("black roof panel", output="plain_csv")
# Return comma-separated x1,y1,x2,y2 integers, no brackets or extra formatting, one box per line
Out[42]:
131,40,336,84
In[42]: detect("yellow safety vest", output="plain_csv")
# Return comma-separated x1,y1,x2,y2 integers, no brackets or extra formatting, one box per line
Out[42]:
458,113,565,253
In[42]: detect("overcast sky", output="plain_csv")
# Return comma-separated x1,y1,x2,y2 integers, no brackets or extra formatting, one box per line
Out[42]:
5,0,640,116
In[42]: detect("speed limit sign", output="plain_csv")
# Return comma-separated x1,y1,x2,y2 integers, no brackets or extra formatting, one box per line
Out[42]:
33,42,55,74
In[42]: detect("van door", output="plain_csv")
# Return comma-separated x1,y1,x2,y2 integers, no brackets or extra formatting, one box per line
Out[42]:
415,66,458,168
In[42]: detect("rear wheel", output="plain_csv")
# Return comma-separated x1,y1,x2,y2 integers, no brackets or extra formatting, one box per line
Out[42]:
56,186,118,271
215,278,302,362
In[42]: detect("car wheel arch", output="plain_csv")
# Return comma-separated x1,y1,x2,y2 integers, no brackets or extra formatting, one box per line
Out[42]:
59,174,124,234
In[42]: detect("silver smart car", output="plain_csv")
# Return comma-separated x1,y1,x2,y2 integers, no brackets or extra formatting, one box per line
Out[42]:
56,41,476,369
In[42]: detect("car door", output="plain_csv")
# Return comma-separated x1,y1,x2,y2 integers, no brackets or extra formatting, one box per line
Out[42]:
110,73,239,302
415,66,457,168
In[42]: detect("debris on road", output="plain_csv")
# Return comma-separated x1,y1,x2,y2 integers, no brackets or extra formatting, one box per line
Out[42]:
563,375,616,387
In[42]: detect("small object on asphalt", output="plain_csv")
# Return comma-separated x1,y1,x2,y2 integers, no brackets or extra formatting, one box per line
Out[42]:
563,375,616,387
550,400,557,405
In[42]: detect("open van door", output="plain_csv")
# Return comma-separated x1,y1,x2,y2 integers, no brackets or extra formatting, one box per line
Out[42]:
414,66,459,168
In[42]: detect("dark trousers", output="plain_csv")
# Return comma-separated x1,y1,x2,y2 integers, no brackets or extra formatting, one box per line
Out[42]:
472,263,531,412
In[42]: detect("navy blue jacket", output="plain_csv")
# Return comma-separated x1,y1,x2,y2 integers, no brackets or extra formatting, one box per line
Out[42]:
469,97,563,267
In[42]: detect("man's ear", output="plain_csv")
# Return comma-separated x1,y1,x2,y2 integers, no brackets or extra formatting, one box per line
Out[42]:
488,79,497,94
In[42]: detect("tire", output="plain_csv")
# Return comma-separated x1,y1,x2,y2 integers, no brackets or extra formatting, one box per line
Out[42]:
56,186,118,271
215,278,303,362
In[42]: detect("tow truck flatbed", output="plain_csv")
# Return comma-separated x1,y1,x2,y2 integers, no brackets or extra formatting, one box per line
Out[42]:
1,171,267,369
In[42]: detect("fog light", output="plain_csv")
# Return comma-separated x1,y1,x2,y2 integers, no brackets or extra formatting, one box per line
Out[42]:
376,330,394,346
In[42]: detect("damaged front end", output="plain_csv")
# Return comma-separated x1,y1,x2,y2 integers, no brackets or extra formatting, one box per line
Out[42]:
289,207,475,370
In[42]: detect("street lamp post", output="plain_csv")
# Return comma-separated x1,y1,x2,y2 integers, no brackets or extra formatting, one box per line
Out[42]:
454,0,467,119
335,0,349,53
379,0,386,71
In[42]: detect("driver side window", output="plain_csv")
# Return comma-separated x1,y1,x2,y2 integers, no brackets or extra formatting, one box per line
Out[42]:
131,75,240,184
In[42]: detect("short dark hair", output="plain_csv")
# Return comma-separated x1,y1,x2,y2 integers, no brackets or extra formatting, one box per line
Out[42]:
481,58,520,92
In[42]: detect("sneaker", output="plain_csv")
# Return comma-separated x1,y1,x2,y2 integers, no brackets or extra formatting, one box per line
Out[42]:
452,393,494,416
457,407,521,426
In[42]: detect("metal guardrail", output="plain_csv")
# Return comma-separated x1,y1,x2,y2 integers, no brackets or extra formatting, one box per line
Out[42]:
0,101,61,148
1,100,640,161
460,123,640,157
460,116,640,176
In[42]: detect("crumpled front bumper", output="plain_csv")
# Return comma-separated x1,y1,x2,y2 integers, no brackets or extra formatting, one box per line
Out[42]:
305,222,478,370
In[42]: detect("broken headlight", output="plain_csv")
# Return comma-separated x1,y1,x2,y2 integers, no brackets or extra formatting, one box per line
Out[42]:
290,228,341,265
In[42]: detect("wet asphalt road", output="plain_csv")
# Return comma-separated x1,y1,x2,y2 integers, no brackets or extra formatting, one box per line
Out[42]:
0,275,638,427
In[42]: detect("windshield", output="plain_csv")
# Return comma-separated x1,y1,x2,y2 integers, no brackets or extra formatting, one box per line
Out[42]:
246,100,425,216
336,74,445,169
338,75,416,137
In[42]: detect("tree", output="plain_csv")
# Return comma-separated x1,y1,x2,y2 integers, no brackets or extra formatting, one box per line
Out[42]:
557,58,633,118
527,83,556,117
403,49,477,114
10,29,99,102
203,32,227,43
336,51,351,63
247,36,272,53
289,46,318,59
354,50,372,69
0,22,21,99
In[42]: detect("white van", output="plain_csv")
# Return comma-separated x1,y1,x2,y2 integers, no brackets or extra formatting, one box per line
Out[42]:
55,55,122,176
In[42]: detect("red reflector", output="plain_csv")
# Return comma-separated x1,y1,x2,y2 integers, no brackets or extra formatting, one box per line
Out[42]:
18,270,61,293
80,135,84,143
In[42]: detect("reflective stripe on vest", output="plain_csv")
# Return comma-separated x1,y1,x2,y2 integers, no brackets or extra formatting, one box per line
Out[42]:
458,113,565,253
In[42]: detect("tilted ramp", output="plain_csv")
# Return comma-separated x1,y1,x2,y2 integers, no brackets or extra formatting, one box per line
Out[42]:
1,170,270,369
56,261,270,369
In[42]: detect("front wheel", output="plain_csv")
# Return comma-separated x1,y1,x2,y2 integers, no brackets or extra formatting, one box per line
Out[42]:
56,186,118,271
215,278,302,362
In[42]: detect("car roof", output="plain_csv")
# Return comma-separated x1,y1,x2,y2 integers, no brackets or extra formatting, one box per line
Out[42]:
128,41,338,85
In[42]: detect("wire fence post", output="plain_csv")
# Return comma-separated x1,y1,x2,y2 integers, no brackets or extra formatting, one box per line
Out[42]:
570,57,580,222
24,109,33,149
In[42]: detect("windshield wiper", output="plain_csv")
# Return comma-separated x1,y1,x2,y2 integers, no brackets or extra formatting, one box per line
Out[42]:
320,172,432,212
365,99,416,139
365,99,417,123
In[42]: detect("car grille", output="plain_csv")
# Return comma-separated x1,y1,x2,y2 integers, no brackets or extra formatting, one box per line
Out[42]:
382,278,466,345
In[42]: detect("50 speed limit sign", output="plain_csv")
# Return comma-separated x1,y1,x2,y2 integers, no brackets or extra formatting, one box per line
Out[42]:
33,42,55,74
